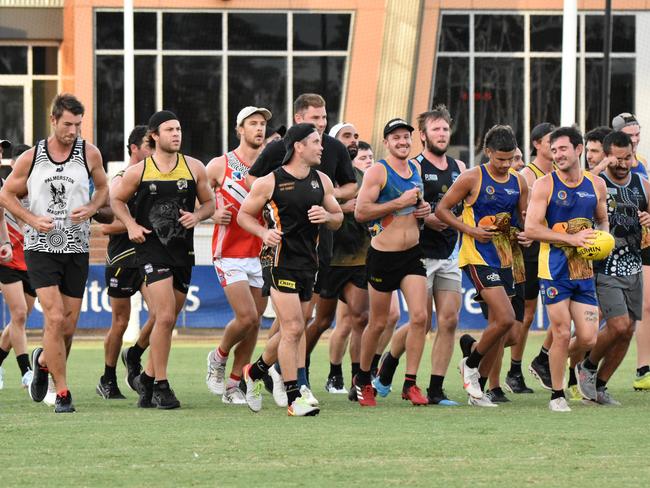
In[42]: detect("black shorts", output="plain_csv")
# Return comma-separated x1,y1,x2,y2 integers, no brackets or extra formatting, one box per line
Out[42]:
479,282,524,322
367,245,426,293
313,257,330,296
318,265,367,300
142,263,192,294
24,250,89,299
524,260,540,300
106,265,145,298
262,266,316,302
0,266,36,297
642,247,650,266
463,264,514,303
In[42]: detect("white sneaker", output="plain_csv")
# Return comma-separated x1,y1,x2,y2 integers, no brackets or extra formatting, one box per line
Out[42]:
222,386,247,405
549,397,571,412
460,357,483,399
288,396,320,416
0,366,4,390
300,385,319,407
206,350,226,395
242,363,263,412
43,378,56,406
21,369,33,389
268,364,288,407
468,394,498,407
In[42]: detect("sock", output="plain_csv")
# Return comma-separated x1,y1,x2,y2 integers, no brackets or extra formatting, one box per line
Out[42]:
351,362,360,384
104,364,117,382
153,379,169,390
596,377,607,389
297,367,309,388
583,357,598,371
57,388,70,397
551,389,565,400
215,347,228,363
305,355,311,384
538,346,549,365
509,359,522,375
129,343,146,361
356,369,372,386
141,372,154,386
466,349,484,369
371,354,382,373
568,367,577,387
227,373,241,389
274,362,282,375
403,373,416,391
479,376,488,392
16,354,31,375
0,347,9,366
460,334,476,358
428,374,444,394
378,352,399,386
328,362,343,378
637,365,650,377
285,381,299,405
249,356,271,381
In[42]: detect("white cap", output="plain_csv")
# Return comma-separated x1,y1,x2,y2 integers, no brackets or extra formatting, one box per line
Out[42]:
328,122,354,138
236,106,272,126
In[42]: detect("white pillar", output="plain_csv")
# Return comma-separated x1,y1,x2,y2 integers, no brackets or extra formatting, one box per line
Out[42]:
561,0,578,126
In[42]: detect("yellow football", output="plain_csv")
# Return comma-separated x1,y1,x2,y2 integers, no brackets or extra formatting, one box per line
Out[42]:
576,230,615,260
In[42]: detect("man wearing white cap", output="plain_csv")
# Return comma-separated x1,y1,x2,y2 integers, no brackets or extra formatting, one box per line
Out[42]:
205,107,271,404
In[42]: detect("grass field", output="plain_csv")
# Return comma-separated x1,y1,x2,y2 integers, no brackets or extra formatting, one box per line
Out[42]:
1,333,649,487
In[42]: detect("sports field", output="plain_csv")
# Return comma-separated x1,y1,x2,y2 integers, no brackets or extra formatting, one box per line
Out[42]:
1,333,648,487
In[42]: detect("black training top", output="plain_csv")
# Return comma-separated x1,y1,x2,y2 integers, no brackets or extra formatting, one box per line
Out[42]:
106,170,137,267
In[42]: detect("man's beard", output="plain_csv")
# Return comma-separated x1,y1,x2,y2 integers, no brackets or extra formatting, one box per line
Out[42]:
347,146,358,160
426,140,448,156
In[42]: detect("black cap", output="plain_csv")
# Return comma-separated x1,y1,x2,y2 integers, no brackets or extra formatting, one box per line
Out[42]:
281,123,318,165
0,139,11,149
530,122,555,155
612,112,640,131
148,110,178,131
383,118,414,138
265,125,286,139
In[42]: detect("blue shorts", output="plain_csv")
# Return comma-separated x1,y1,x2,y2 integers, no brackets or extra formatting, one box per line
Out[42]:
539,278,598,306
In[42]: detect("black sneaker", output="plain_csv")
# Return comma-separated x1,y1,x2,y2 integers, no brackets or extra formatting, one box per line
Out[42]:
29,347,49,403
325,375,347,394
133,374,154,408
54,390,76,413
486,387,510,403
348,382,358,402
426,388,460,406
529,356,553,390
121,347,142,392
504,372,534,394
96,376,126,399
152,382,181,409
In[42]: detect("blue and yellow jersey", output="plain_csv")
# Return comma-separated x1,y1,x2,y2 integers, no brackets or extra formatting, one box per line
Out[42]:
632,153,648,179
459,165,521,268
368,159,423,237
538,171,598,280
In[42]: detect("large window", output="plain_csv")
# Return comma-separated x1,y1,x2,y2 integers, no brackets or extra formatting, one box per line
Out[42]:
432,12,636,164
94,10,353,163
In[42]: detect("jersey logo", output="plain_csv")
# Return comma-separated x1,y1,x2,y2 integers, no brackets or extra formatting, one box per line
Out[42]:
504,188,519,195
485,186,495,195
177,178,188,191
545,286,558,299
232,171,243,181
311,180,320,190
451,171,460,182
277,279,296,289
576,191,595,198
557,190,567,200
424,174,438,181
49,182,67,210
149,183,157,194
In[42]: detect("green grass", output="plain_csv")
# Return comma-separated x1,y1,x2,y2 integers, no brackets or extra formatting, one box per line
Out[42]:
1,333,649,487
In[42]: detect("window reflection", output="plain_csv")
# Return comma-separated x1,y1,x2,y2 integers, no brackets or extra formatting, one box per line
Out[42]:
432,57,469,161
293,57,345,127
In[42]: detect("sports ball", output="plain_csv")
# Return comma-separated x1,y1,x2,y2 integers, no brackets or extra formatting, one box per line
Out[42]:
576,230,615,260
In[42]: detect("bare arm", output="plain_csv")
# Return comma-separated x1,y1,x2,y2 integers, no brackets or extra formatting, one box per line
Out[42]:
70,144,109,224
237,173,281,247
206,155,233,226
110,162,150,243
593,176,609,232
309,172,343,231
179,158,216,229
354,164,417,223
0,209,12,262
333,181,357,201
639,178,650,227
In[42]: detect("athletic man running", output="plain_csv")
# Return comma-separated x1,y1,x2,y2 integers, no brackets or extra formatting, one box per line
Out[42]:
374,106,466,406
0,93,109,413
353,118,431,407
238,123,343,416
111,110,215,409
525,126,608,412
437,125,527,407
205,106,271,404
97,125,155,399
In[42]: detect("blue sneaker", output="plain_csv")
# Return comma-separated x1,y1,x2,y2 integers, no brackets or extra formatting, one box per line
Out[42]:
372,376,392,397
426,389,460,406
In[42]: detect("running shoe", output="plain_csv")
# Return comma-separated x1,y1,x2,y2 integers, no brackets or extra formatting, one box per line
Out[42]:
401,385,428,405
242,363,263,412
268,364,287,407
371,376,392,398
121,347,142,392
549,397,571,412
29,348,48,402
43,378,56,407
54,390,76,413
0,366,4,389
567,384,582,402
299,385,319,407
504,372,534,394
575,361,597,401
633,371,650,391
426,389,459,406
133,374,154,408
222,386,247,405
288,396,320,416
325,375,348,394
152,382,181,409
459,357,483,399
96,376,126,399
529,356,552,391
596,386,621,406
485,387,510,403
468,394,497,407
21,369,33,389
206,350,226,395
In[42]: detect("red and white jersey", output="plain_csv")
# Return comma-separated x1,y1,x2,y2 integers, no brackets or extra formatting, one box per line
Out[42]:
0,178,27,271
211,151,262,259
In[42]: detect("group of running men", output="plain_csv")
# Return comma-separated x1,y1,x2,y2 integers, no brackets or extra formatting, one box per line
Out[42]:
1,92,649,414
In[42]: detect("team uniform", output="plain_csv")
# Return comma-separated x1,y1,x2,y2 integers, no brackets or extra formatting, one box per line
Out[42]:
459,165,522,300
260,166,325,302
417,154,462,293
23,137,90,298
132,154,197,292
366,159,426,292
521,162,548,301
538,171,599,306
211,151,263,288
